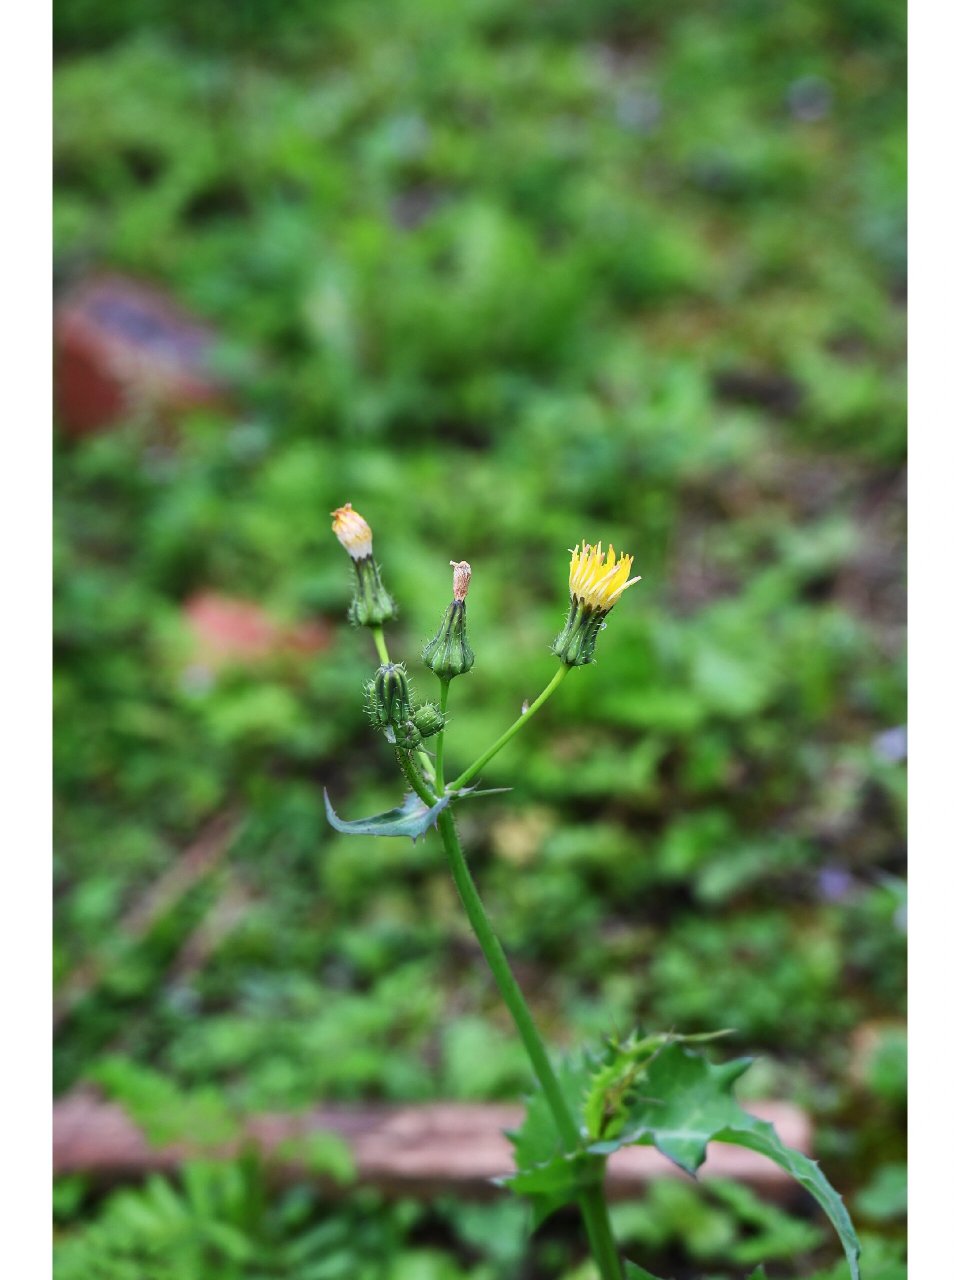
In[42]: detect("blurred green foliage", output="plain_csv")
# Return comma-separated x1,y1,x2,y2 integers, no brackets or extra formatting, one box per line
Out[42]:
54,0,904,1275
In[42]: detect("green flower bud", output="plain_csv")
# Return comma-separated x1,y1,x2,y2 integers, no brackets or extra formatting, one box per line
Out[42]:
331,504,398,627
412,702,445,739
423,561,475,680
366,663,413,731
391,718,422,751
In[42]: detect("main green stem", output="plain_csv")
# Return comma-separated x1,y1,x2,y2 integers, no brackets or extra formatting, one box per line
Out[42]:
436,808,622,1278
447,665,570,793
375,634,620,1271
580,1181,624,1280
437,808,579,1149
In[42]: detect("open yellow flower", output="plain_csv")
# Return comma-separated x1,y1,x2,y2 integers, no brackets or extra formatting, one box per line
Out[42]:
553,540,641,666
568,541,641,613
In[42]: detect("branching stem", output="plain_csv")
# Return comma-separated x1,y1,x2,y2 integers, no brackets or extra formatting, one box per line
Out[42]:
375,628,619,1274
447,665,570,792
395,747,437,808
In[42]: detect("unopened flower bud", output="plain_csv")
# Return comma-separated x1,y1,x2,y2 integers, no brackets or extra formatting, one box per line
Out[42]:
423,560,475,680
331,503,373,560
331,503,398,628
413,702,445,739
391,718,423,751
366,663,413,731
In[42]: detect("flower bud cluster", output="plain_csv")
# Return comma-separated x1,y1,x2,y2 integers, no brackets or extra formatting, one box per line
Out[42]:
365,663,445,751
331,507,640,720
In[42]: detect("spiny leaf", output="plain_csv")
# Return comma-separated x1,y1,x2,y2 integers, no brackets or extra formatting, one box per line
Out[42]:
587,1045,860,1280
582,1029,732,1143
586,1046,753,1168
502,1058,596,1228
323,788,450,841
711,1122,858,1279
500,1150,597,1199
507,1058,593,1171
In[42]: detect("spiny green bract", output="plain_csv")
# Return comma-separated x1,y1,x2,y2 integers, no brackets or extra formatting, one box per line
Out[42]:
412,702,445,738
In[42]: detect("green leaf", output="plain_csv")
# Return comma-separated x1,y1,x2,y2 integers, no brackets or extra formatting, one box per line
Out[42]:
323,788,450,841
582,1029,732,1143
508,1058,593,1170
501,1057,596,1227
501,1151,597,1198
527,1190,574,1231
715,1122,859,1280
89,1057,238,1149
588,1045,860,1280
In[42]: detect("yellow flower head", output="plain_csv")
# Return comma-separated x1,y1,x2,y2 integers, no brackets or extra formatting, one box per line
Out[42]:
568,541,641,613
331,503,373,561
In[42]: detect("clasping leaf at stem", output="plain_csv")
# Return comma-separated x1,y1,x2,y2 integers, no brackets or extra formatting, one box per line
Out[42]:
323,789,450,842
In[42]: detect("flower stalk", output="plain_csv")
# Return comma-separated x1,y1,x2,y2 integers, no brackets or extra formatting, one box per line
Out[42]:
447,664,569,792
434,678,451,792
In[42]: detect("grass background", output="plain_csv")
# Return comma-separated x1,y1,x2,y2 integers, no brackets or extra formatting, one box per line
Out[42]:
53,1,906,1276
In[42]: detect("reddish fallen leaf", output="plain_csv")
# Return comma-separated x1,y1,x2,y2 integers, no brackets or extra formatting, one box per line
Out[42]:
183,592,330,669
55,274,230,437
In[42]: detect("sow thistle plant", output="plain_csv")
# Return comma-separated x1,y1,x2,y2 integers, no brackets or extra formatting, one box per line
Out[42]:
326,504,861,1280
